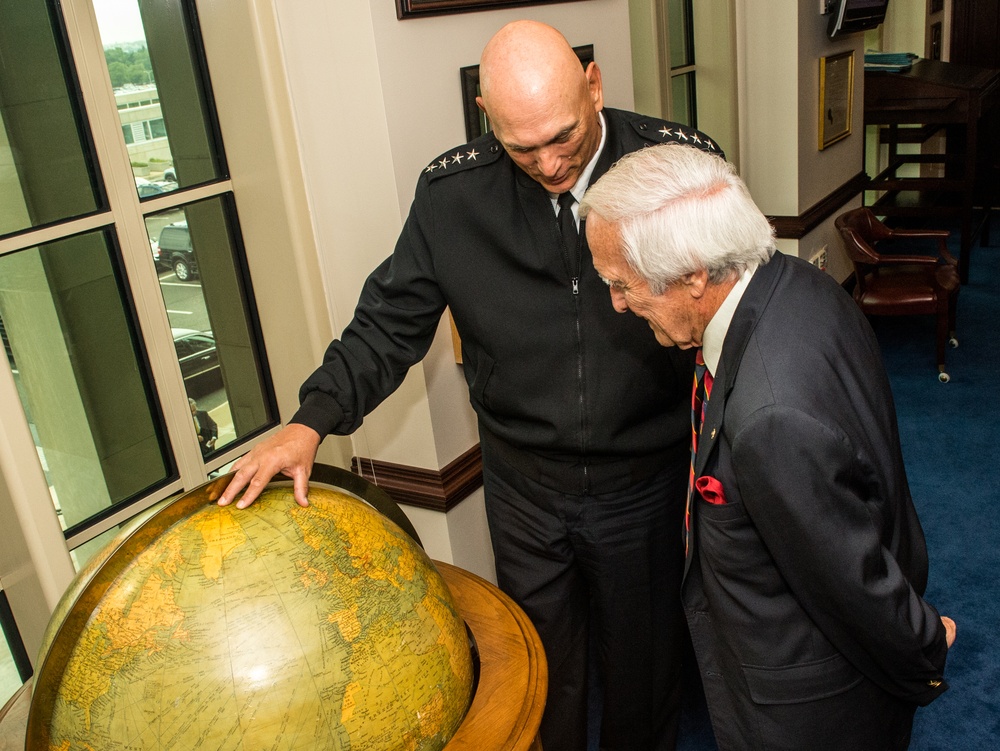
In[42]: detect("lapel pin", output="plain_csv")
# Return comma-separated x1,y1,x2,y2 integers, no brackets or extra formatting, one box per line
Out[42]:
710,428,717,440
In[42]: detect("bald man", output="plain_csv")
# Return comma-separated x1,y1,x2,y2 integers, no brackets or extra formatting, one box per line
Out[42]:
220,21,722,751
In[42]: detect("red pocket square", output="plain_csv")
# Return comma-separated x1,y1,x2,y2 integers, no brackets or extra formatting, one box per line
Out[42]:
695,475,727,505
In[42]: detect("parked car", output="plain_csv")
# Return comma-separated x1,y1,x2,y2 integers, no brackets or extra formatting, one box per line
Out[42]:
136,176,178,197
137,182,165,198
154,221,199,281
172,328,222,396
163,166,176,182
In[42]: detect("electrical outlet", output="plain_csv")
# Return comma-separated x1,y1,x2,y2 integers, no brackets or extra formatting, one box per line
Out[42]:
809,246,828,272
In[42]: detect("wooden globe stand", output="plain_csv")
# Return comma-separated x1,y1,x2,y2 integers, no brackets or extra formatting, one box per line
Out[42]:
437,562,546,751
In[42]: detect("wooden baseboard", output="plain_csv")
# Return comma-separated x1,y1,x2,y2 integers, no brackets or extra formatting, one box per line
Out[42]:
351,443,483,513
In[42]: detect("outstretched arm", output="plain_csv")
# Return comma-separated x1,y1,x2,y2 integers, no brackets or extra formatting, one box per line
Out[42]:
217,423,322,508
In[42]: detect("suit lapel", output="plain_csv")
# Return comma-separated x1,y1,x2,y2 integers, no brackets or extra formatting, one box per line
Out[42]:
695,253,787,473
684,255,786,583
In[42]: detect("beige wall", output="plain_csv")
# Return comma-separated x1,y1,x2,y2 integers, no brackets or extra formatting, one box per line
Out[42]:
735,0,866,281
799,4,867,281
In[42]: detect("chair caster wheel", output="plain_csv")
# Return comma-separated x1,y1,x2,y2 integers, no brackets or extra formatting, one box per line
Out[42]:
949,337,959,348
938,371,950,383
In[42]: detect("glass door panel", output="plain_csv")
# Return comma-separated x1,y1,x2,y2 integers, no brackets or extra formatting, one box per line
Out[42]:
146,195,274,459
0,589,32,705
0,0,104,238
671,73,697,128
93,0,227,198
0,229,172,536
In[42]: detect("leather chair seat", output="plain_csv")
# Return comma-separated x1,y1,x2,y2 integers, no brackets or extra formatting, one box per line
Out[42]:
835,207,960,381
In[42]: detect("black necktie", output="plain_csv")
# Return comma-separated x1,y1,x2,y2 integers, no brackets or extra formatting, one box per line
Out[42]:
557,192,578,258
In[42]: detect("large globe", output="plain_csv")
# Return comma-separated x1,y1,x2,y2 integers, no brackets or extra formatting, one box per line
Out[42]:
27,479,475,750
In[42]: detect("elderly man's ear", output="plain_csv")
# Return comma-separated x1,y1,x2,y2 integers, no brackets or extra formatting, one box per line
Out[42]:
682,270,709,299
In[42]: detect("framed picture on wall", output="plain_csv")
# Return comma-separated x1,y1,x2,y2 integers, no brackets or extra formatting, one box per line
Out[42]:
460,44,594,141
818,51,854,150
397,0,585,19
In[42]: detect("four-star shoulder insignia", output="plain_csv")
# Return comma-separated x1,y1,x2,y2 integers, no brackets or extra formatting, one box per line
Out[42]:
637,119,721,156
423,137,501,182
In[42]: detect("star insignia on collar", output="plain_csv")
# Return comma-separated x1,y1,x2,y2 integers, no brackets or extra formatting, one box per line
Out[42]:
466,148,479,160
424,163,437,173
452,152,464,164
439,158,449,169
691,133,703,145
677,130,689,141
659,126,673,138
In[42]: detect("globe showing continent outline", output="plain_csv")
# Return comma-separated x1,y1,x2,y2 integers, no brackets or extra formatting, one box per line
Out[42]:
31,485,475,750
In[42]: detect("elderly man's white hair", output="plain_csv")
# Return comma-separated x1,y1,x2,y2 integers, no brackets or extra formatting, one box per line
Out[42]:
580,144,775,294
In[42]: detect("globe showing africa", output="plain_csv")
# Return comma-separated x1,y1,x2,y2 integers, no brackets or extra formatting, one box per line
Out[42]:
27,482,475,750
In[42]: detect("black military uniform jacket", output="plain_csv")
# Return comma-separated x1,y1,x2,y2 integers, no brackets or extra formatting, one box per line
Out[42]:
292,108,722,489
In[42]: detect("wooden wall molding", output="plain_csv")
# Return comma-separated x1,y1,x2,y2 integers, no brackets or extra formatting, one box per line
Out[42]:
351,443,483,513
767,171,868,238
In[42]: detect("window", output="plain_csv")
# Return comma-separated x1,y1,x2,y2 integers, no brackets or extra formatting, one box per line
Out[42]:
667,0,698,128
0,589,31,707
0,0,277,579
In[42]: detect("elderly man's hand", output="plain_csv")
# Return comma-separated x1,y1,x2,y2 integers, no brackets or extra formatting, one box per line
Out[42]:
217,424,322,509
941,616,957,648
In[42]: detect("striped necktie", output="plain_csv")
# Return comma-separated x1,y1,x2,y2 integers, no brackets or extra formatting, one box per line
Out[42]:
685,349,713,557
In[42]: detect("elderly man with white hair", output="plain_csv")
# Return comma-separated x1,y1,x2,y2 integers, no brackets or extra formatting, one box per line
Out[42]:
582,143,955,751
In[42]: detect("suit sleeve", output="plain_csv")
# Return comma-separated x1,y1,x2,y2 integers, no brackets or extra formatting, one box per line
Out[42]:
731,405,949,705
290,178,448,437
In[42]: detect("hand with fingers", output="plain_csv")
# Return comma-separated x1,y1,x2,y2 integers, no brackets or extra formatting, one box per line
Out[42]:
941,616,957,648
217,423,322,509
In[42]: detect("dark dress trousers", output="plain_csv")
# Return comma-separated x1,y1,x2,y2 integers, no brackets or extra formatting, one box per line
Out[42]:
291,109,723,751
683,253,950,750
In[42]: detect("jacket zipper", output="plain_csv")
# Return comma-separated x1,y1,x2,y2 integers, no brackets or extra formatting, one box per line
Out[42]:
572,229,587,491
558,208,588,491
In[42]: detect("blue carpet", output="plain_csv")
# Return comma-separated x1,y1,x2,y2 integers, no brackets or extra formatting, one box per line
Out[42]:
878,222,1000,750
597,216,1000,750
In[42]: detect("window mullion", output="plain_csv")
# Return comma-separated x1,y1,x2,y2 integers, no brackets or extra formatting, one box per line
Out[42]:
60,0,211,490
0,340,76,662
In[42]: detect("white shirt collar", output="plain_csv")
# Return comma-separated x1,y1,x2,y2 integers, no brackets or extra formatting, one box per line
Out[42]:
701,265,757,378
550,110,606,222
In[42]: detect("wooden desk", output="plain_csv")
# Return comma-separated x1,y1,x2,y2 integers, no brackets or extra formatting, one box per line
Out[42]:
864,59,1000,282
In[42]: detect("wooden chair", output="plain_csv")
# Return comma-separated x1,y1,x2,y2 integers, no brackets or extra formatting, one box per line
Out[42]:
835,207,960,382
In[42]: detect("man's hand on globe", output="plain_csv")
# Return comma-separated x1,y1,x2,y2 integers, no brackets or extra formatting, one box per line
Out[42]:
218,423,322,509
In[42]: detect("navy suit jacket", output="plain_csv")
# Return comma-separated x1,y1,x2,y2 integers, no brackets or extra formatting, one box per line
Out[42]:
682,253,949,750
